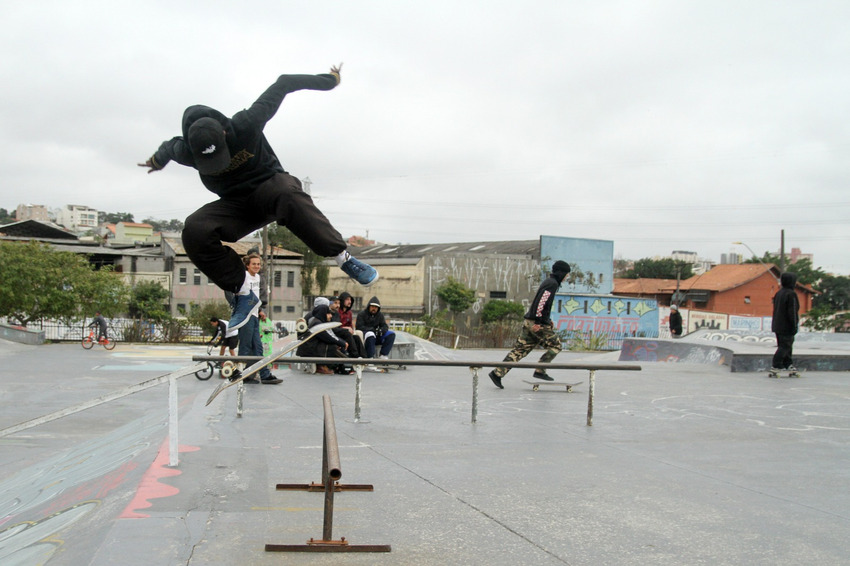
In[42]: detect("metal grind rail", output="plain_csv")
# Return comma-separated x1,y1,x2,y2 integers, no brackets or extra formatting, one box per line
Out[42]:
194,356,642,426
265,394,391,553
0,362,209,467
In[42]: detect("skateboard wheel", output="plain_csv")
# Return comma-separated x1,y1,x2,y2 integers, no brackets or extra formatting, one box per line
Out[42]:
222,366,233,378
295,319,308,333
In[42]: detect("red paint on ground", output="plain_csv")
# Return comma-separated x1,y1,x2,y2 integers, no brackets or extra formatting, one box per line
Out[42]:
119,442,200,519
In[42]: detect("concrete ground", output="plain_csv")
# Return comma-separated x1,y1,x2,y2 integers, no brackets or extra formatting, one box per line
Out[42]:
0,336,848,565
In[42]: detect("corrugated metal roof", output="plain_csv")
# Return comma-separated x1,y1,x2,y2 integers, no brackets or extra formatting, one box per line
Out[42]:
351,240,540,259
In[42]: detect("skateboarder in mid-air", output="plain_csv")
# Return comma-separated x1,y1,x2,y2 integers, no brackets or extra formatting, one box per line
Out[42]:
139,64,378,332
489,260,571,389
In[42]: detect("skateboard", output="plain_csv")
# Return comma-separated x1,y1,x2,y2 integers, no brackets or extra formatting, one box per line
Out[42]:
522,380,582,392
767,368,802,378
205,322,340,405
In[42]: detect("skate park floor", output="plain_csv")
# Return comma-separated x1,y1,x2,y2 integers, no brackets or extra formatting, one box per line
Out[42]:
0,335,848,565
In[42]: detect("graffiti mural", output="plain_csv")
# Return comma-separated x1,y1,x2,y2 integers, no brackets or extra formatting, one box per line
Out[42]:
553,295,658,336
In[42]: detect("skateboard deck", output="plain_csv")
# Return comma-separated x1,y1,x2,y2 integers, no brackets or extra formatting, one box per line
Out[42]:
206,322,340,405
767,368,802,378
522,380,582,392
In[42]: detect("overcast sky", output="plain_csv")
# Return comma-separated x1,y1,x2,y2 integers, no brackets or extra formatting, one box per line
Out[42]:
2,1,849,273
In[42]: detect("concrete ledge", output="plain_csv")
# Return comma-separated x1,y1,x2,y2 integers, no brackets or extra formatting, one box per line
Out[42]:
621,336,850,373
0,323,45,345
619,337,733,366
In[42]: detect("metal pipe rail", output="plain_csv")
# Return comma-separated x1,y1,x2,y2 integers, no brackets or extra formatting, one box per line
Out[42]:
193,355,641,426
265,395,391,553
0,362,208,467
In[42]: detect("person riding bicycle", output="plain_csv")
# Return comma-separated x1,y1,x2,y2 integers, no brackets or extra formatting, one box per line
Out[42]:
209,317,238,357
89,312,108,342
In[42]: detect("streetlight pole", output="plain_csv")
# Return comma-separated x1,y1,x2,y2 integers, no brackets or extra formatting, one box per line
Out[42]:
732,241,780,282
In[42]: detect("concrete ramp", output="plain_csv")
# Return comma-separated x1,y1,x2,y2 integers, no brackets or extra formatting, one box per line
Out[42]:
619,338,732,366
620,330,850,372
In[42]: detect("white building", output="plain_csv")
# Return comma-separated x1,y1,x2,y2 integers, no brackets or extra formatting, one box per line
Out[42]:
58,204,99,232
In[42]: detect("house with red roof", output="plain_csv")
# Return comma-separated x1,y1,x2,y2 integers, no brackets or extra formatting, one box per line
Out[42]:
614,264,815,318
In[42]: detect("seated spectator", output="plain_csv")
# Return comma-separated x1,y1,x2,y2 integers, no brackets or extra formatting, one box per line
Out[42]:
356,296,395,360
297,304,349,374
330,295,365,358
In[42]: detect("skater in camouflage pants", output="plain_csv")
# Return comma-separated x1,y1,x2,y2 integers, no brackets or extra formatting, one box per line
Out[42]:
489,260,571,389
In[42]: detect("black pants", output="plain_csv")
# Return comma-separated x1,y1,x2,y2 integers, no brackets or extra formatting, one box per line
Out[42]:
182,173,346,292
772,333,795,369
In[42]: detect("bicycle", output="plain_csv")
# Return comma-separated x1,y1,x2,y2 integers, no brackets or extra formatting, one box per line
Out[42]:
82,328,116,350
195,342,236,380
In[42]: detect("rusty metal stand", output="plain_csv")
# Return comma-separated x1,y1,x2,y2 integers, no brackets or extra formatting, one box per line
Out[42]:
265,395,391,554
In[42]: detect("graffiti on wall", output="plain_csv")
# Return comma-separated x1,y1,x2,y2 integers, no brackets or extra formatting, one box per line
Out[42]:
553,295,658,336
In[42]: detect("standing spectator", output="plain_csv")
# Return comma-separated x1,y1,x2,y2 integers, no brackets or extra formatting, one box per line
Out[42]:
234,253,281,384
669,305,683,338
258,311,275,356
488,261,571,389
771,272,800,372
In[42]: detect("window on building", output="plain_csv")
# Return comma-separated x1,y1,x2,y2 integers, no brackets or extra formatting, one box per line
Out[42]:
274,270,282,288
179,268,187,284
286,306,296,313
286,271,295,288
489,291,507,299
273,305,282,313
177,303,186,313
193,269,201,285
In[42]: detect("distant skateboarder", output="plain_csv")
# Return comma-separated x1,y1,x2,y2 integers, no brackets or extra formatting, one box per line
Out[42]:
771,272,800,373
139,64,378,331
489,260,571,388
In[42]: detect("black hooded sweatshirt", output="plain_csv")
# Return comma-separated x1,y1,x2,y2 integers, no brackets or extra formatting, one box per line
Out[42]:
307,304,346,347
772,272,800,335
525,263,571,325
150,73,339,197
356,296,389,335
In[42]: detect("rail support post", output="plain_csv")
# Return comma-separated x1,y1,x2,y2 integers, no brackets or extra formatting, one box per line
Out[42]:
267,395,390,553
587,369,596,426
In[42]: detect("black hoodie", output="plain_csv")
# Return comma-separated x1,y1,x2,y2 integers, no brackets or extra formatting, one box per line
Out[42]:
771,272,800,335
151,73,339,197
524,262,571,325
308,304,346,347
356,296,388,335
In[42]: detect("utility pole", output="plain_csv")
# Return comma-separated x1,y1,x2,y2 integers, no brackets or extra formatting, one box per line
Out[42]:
779,229,786,272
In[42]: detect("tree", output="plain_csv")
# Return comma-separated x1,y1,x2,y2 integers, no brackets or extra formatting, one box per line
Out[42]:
624,258,693,280
99,211,135,224
267,225,329,295
814,274,850,311
0,241,128,326
0,208,14,224
128,280,170,321
186,300,232,335
141,217,184,232
435,277,476,313
481,300,524,324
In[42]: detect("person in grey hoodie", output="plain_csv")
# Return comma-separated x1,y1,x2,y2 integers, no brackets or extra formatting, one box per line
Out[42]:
356,296,395,358
771,272,800,371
